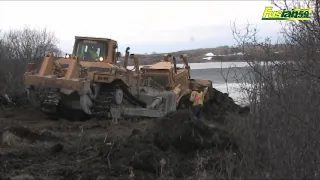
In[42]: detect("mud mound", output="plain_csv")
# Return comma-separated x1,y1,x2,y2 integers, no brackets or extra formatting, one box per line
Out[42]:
0,113,240,179
1,131,29,148
1,126,63,158
203,88,250,121
8,174,35,180
4,126,60,142
0,87,247,179
105,110,239,178
153,110,237,153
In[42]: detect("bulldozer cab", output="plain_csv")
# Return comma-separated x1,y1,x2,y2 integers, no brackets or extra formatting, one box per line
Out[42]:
72,36,120,64
140,54,192,91
142,69,171,90
140,61,182,90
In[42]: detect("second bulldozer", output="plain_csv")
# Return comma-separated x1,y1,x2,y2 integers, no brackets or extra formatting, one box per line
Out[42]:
24,36,213,120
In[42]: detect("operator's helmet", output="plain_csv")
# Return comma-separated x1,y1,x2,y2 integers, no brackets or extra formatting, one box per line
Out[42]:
91,46,97,51
195,84,202,91
193,84,199,91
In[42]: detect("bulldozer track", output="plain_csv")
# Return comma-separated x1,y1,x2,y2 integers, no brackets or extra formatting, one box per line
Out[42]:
91,90,114,118
34,82,149,120
92,82,146,119
31,87,62,120
32,88,53,110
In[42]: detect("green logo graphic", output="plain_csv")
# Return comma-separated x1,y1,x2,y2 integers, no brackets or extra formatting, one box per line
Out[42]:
262,6,312,20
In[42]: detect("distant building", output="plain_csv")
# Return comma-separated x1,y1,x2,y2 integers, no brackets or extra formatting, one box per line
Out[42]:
205,52,215,57
202,52,215,60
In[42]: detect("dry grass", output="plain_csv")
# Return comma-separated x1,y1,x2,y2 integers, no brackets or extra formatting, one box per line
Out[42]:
201,0,320,178
159,0,320,179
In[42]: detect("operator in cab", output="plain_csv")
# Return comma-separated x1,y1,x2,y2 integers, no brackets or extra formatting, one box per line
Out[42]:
190,85,208,120
88,46,98,60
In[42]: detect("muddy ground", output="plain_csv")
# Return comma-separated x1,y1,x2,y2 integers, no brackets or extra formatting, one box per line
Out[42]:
0,89,249,180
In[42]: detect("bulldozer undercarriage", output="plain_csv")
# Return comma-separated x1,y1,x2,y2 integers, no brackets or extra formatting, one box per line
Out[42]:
91,82,147,120
25,73,209,121
26,81,169,121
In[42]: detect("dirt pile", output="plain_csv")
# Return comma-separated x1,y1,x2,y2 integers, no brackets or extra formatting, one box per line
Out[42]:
203,88,249,121
153,110,237,152
116,111,239,179
0,111,240,179
0,88,246,179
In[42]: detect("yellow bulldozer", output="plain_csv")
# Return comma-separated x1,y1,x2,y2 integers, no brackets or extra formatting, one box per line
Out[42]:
24,36,213,120
139,54,213,110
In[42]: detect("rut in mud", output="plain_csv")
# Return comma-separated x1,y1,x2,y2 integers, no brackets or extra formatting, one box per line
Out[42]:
0,88,249,180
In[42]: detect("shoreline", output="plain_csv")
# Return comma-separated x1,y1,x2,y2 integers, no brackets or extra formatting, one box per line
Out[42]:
120,59,286,66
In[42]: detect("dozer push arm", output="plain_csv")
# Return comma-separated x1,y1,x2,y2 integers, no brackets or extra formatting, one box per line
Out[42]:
116,91,177,118
179,54,190,78
24,53,91,93
179,54,190,70
130,54,140,74
203,87,209,100
204,87,208,95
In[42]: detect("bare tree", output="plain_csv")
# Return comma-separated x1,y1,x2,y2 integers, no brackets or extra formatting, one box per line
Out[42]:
220,0,320,178
219,61,231,95
0,27,60,97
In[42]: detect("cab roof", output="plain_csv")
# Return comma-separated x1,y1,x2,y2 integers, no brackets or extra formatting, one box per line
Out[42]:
141,61,173,70
75,36,117,43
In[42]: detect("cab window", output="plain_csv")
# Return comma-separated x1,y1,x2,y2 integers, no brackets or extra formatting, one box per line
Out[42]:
144,75,169,88
75,40,107,61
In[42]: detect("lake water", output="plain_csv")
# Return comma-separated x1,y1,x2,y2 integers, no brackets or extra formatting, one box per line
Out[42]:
128,61,252,106
188,62,252,106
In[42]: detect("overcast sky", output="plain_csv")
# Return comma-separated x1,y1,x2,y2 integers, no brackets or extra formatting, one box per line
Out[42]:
0,1,281,54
